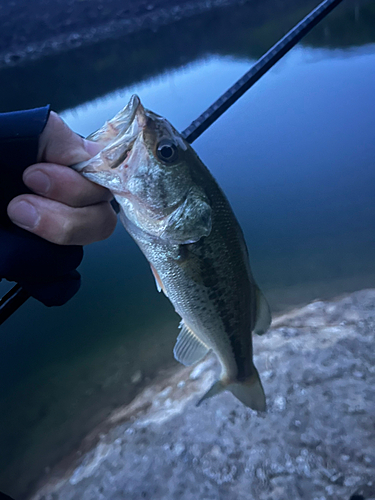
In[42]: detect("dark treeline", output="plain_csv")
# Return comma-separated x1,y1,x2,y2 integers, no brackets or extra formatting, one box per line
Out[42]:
0,0,206,53
0,0,374,113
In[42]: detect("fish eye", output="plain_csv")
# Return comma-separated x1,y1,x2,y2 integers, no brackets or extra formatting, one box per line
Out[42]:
156,139,178,163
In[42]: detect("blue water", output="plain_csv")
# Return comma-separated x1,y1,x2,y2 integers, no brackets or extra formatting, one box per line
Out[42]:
63,44,375,300
1,1,375,497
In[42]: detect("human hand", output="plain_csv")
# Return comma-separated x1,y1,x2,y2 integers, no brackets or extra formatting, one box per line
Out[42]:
7,111,117,245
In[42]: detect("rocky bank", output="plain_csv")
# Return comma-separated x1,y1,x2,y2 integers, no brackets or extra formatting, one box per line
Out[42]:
30,289,375,500
0,0,254,68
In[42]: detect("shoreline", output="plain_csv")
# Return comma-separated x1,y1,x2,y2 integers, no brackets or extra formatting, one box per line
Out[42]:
28,289,375,500
2,0,371,71
0,0,251,69
2,275,374,499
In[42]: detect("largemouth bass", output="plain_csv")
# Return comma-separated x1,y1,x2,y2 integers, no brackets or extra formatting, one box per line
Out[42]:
73,95,271,411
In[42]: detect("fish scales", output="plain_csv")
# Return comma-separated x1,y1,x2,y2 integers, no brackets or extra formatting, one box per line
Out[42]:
73,95,271,411
127,183,255,381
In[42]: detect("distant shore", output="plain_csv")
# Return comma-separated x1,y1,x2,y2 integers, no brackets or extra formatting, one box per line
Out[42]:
1,0,370,70
0,0,253,69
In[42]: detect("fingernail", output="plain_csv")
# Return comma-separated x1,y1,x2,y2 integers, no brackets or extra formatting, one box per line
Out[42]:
8,201,40,229
84,139,102,157
24,170,51,194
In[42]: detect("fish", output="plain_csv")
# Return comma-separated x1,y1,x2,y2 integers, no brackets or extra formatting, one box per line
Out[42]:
72,95,271,411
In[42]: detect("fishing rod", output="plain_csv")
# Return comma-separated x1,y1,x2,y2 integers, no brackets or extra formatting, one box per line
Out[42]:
0,284,29,325
0,0,345,326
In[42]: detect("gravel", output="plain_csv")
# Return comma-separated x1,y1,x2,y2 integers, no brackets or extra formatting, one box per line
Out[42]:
30,289,375,500
0,0,253,68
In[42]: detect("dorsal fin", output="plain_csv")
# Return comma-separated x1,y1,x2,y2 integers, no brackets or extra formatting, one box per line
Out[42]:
173,321,210,366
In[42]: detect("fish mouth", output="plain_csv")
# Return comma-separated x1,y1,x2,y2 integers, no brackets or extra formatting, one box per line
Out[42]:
103,94,146,141
71,94,146,177
90,94,143,145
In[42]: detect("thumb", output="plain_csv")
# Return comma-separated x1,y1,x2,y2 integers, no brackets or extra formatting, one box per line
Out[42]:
38,111,102,166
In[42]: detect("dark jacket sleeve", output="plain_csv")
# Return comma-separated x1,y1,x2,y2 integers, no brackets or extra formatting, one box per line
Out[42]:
0,107,83,306
0,106,50,223
0,490,16,500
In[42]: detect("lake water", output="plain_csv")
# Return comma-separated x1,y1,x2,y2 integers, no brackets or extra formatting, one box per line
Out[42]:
0,0,374,497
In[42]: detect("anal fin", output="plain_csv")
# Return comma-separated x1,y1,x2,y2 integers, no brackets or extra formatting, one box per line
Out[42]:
173,321,210,366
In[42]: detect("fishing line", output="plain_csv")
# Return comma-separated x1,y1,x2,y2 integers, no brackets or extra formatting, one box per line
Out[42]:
0,0,345,325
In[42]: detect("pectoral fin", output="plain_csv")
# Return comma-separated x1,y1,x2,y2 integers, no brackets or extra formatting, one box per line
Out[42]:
150,264,167,296
173,321,210,366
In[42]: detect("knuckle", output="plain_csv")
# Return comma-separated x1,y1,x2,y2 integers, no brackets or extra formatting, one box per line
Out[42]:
97,204,117,241
39,203,117,246
97,186,113,203
103,210,117,238
57,217,76,245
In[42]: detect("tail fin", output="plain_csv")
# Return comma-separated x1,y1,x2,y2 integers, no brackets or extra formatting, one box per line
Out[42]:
197,367,266,412
196,380,225,407
228,367,266,411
